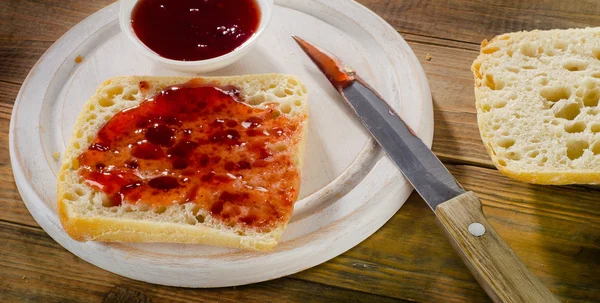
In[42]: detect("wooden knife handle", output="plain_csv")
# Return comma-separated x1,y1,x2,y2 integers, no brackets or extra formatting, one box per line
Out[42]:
435,191,560,303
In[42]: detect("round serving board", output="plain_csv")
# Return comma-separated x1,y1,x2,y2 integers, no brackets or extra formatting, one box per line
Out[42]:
10,0,432,287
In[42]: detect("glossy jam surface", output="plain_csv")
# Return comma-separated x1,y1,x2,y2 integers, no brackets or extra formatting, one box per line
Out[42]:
131,0,261,61
292,36,355,89
78,81,302,228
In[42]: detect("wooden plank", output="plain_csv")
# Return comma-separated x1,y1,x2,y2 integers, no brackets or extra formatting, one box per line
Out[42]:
0,0,113,41
0,221,405,303
0,44,494,170
407,41,493,167
3,0,599,49
2,1,599,301
293,167,600,303
0,0,505,167
1,163,598,302
357,0,600,46
0,0,113,83
0,81,39,227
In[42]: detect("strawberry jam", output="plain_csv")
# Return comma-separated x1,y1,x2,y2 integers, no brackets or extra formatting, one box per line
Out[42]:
130,0,261,61
77,80,303,229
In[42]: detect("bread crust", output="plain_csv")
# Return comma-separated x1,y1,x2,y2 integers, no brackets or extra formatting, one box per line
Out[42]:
58,75,308,251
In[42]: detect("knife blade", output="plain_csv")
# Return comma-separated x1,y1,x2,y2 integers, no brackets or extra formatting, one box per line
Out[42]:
293,35,560,303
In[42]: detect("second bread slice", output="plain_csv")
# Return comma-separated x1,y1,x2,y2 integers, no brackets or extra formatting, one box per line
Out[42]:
472,28,600,184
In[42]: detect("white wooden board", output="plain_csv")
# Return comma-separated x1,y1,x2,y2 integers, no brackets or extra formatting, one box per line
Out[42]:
9,0,433,287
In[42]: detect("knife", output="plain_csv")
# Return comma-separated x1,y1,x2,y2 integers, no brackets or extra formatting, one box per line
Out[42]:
292,35,560,303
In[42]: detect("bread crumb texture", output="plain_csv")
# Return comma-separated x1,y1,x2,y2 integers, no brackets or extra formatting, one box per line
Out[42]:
57,75,308,250
472,28,600,184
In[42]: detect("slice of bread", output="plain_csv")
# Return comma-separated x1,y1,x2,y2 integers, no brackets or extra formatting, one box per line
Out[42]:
472,28,600,185
57,75,308,251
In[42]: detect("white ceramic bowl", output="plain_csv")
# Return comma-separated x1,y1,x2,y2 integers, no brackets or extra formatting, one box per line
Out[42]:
119,0,273,72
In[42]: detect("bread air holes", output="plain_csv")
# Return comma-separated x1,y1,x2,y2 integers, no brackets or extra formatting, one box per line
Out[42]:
505,67,519,73
562,60,588,72
591,123,600,132
528,150,539,158
540,86,571,102
497,137,515,148
554,40,567,51
274,89,286,98
505,151,521,160
105,86,123,99
591,141,600,155
564,121,586,133
566,140,588,160
554,102,581,120
270,109,281,119
482,46,500,54
481,103,492,112
592,48,600,60
520,42,537,57
75,188,85,197
100,195,112,207
493,99,507,108
272,142,288,152
248,94,265,105
535,77,548,86
98,97,115,107
583,88,600,106
154,206,167,214
484,74,504,90
71,159,80,170
186,215,197,225
123,88,139,101
473,62,483,80
280,103,292,114
137,204,150,211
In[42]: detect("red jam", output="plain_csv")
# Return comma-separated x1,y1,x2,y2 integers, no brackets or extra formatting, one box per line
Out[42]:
292,36,356,89
131,0,261,61
77,80,304,229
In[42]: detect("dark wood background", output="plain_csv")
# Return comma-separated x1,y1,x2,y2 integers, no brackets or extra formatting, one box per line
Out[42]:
1,0,599,302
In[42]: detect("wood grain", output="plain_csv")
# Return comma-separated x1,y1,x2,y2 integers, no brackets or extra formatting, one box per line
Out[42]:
357,0,600,46
2,0,600,302
0,81,38,227
437,191,560,303
2,165,598,302
293,165,600,303
0,220,405,303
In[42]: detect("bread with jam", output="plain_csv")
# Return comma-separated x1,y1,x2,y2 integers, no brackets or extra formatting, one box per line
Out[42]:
57,75,308,251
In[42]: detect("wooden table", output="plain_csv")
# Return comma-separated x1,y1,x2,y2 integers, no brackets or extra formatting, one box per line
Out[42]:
2,1,599,302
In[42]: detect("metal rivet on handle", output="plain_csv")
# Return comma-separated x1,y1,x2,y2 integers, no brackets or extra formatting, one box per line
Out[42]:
468,223,486,237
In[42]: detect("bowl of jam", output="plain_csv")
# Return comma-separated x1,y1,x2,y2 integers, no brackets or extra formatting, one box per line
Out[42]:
119,0,273,72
